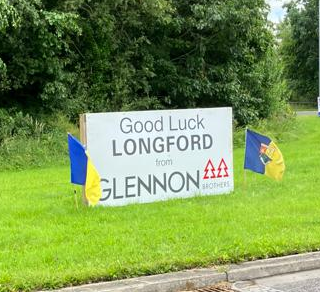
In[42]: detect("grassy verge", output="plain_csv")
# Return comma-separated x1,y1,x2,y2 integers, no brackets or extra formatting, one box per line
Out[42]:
289,103,317,111
0,116,319,291
0,114,77,170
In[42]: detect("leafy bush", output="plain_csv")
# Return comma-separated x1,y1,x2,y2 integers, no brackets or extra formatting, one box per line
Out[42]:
233,108,297,149
0,0,288,126
0,110,76,170
0,109,45,143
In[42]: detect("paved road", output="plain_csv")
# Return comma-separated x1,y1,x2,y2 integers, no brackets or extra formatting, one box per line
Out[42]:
234,269,320,292
296,111,318,116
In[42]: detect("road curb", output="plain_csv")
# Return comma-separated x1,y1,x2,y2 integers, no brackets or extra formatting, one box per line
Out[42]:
45,251,320,292
46,269,227,292
296,111,318,116
227,251,320,282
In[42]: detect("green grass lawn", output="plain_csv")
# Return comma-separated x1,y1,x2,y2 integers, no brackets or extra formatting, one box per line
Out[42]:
290,103,317,111
0,116,319,292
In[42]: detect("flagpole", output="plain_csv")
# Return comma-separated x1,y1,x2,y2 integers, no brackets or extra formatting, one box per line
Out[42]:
74,189,79,210
243,127,247,191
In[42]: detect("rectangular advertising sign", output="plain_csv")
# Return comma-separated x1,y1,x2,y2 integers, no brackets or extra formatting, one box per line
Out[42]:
83,107,233,206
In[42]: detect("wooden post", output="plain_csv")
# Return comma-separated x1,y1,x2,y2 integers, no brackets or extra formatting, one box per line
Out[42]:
243,170,247,191
79,114,88,205
243,128,248,191
74,189,79,210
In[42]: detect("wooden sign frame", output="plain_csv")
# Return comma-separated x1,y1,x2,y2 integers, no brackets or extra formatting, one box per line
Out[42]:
79,114,88,205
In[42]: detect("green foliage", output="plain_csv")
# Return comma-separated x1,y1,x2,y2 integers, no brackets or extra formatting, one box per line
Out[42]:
0,0,287,125
70,0,286,124
0,0,81,112
0,110,75,170
279,0,318,101
233,108,296,148
0,0,19,32
0,109,44,143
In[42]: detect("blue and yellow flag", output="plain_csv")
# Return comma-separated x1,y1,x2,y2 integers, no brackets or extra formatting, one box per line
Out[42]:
244,129,285,181
68,134,102,206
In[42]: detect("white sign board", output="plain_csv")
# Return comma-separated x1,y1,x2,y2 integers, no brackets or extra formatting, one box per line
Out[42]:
84,108,233,206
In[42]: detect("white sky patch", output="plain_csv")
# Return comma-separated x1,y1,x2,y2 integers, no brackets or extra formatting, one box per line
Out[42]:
266,0,290,23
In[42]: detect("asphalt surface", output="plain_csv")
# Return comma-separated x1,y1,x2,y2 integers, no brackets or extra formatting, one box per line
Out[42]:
234,269,320,292
296,111,318,116
257,269,320,292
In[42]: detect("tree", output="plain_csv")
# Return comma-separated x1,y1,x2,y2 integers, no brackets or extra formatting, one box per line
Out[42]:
70,0,282,124
0,0,286,125
279,0,318,102
0,0,80,112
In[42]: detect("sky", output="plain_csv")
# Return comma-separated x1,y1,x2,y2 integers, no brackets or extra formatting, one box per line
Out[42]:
266,0,289,23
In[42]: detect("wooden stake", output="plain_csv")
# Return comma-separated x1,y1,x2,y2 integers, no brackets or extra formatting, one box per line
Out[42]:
243,127,248,191
74,189,79,210
80,114,88,206
243,170,247,191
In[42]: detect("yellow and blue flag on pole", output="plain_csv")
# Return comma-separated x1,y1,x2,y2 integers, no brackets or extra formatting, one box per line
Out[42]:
244,129,285,181
68,134,102,206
